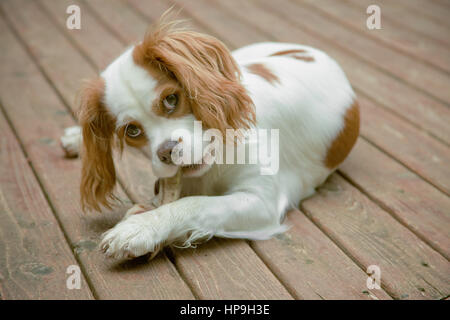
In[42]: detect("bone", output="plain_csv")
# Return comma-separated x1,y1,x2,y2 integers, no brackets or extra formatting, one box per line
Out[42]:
151,168,182,208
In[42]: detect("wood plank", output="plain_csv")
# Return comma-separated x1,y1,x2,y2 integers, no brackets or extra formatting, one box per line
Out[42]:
171,238,294,299
127,0,212,40
39,0,124,71
82,0,148,45
0,111,93,299
0,4,194,300
130,0,268,48
301,175,450,300
211,0,450,148
396,0,450,28
358,95,450,195
129,0,394,300
262,0,450,104
339,139,450,259
303,0,450,73
80,0,293,299
345,0,450,47
251,211,392,299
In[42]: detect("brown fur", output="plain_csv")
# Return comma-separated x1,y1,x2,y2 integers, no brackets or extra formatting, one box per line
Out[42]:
270,49,315,62
292,56,315,62
270,49,306,56
78,77,118,212
325,101,360,169
132,17,255,137
246,63,280,84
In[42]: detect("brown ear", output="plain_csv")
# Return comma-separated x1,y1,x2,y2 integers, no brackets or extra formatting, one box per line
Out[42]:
134,25,255,136
77,78,117,212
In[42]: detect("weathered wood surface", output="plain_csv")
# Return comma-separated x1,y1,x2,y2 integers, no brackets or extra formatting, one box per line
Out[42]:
0,0,449,300
0,112,93,299
302,175,450,300
303,0,450,73
339,140,450,260
396,0,450,28
346,0,450,47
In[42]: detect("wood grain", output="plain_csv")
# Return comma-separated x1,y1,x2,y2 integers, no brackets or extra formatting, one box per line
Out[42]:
171,239,293,299
81,0,149,45
303,0,450,73
358,96,450,195
0,113,93,299
345,0,450,47
340,139,450,259
251,211,392,300
395,0,450,28
0,6,194,299
301,175,450,300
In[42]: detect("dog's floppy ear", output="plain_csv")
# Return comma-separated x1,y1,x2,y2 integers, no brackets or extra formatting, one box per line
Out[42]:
134,22,255,136
77,77,118,212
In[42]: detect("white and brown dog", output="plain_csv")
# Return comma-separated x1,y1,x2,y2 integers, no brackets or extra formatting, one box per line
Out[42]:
61,18,359,259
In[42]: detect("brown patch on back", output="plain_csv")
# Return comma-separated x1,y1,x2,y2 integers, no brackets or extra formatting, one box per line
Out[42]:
325,101,360,169
246,63,279,84
270,49,306,56
270,49,315,62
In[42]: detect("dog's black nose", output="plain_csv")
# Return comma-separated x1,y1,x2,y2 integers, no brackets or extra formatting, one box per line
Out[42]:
157,140,178,165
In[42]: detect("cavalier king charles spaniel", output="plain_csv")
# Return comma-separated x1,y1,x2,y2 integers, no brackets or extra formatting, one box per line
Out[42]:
61,17,359,259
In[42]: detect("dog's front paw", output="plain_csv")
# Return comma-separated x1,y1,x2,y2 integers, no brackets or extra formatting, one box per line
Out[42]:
99,211,167,259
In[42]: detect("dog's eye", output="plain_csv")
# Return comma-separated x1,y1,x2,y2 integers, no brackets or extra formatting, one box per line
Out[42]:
163,94,178,114
126,124,142,138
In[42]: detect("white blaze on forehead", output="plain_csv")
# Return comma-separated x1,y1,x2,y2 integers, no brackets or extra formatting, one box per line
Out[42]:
101,47,159,124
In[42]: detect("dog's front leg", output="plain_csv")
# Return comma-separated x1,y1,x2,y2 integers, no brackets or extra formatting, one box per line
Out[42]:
100,192,280,259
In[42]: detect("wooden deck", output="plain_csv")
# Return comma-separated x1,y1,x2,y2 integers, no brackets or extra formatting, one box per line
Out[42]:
0,0,449,300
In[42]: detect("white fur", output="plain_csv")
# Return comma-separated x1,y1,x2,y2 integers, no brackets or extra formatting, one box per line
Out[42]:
60,125,82,158
67,42,356,259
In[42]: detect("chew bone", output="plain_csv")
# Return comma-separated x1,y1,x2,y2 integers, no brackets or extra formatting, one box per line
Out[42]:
151,168,182,208
125,169,182,217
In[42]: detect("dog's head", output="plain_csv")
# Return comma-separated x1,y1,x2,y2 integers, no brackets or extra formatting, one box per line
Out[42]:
78,19,255,211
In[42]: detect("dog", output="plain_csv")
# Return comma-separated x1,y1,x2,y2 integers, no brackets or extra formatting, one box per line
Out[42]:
60,17,359,259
